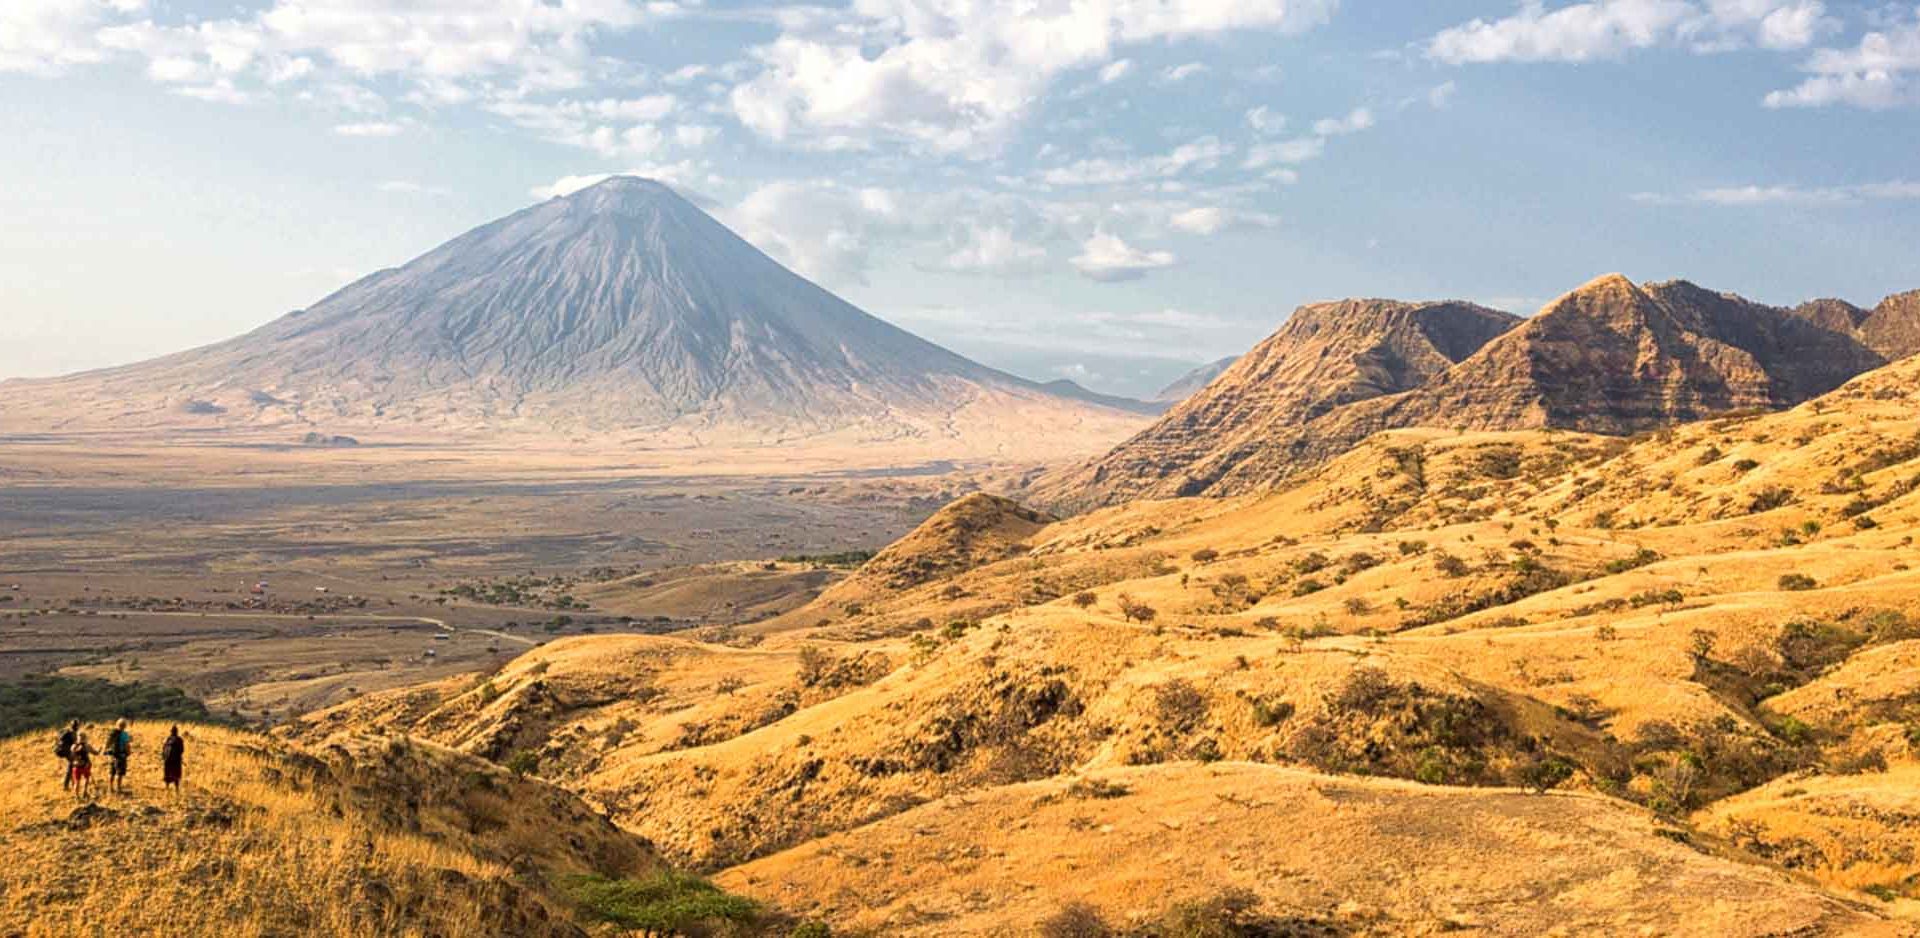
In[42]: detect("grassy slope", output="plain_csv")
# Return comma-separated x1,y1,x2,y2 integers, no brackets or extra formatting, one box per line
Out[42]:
287,358,1920,932
0,722,658,938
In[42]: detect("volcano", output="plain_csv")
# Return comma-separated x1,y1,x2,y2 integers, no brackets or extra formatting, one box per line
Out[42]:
0,176,1142,454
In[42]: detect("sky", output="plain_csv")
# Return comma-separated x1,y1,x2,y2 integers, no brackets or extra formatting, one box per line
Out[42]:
2,1,1917,398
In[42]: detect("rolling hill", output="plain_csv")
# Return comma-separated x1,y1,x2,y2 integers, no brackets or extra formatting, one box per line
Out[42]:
278,350,1920,934
1033,274,1920,511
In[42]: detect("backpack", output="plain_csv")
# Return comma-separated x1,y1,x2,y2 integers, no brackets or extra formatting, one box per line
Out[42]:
55,730,74,759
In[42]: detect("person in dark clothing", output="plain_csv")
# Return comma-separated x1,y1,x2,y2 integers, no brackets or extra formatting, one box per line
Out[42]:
161,726,185,794
55,719,79,791
106,719,133,794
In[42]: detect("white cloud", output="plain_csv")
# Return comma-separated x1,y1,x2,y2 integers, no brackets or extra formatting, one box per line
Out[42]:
377,180,451,195
1426,80,1458,108
1312,106,1374,136
1426,0,1832,64
0,0,147,74
1042,135,1233,186
725,179,902,285
1169,206,1229,234
1160,61,1209,82
1071,232,1175,282
673,123,719,147
1764,14,1920,109
1098,58,1134,83
1242,136,1323,169
727,0,1337,154
333,120,404,136
1244,105,1287,134
1633,179,1920,204
529,163,714,200
79,0,676,119
935,225,1049,275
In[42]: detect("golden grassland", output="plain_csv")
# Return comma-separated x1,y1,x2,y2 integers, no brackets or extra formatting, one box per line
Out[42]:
0,722,655,938
279,358,1920,933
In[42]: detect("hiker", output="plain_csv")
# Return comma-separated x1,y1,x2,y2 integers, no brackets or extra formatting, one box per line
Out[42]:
161,726,184,794
68,730,97,800
106,719,133,794
55,719,79,790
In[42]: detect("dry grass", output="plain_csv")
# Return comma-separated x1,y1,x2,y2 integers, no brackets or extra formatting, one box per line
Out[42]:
0,722,652,938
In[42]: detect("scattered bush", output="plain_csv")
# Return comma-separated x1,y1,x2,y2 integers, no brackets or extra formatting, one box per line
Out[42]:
1747,486,1794,513
1777,573,1818,592
1040,902,1112,938
1072,591,1098,608
1604,548,1662,575
1190,548,1219,564
1117,594,1158,624
1155,679,1209,733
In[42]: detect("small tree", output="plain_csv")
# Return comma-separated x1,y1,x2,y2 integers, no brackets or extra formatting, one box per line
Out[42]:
1071,591,1097,608
1116,593,1158,624
1688,628,1717,661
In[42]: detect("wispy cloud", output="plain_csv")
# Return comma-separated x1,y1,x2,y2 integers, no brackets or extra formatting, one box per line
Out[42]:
333,121,405,137
1632,180,1920,204
1426,0,1835,64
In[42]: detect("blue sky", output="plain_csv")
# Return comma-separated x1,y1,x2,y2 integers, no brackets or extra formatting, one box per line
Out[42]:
2,0,1917,397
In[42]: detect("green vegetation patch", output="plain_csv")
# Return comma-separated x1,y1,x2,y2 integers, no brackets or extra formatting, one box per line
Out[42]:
568,871,763,935
0,674,223,738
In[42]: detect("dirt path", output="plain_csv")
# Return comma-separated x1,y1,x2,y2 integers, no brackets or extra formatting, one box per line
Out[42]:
102,610,539,647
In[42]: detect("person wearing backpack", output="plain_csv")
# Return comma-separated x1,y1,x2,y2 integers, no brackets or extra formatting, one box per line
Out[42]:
105,719,133,794
68,730,97,800
54,719,79,791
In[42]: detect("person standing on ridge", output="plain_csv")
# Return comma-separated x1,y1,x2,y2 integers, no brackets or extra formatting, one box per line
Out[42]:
54,719,79,791
160,726,185,795
106,719,133,795
68,730,97,800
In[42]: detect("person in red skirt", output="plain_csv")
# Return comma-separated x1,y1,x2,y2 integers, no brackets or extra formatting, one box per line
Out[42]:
68,730,97,800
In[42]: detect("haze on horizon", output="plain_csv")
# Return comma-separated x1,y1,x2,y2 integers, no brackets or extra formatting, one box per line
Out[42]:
2,0,1917,398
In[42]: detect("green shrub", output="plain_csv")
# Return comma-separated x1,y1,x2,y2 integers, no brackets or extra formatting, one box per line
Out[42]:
505,749,540,778
1516,755,1575,793
1603,548,1662,575
568,872,762,935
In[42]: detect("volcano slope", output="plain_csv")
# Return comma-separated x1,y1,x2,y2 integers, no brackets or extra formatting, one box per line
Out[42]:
0,176,1144,460
290,355,1920,935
